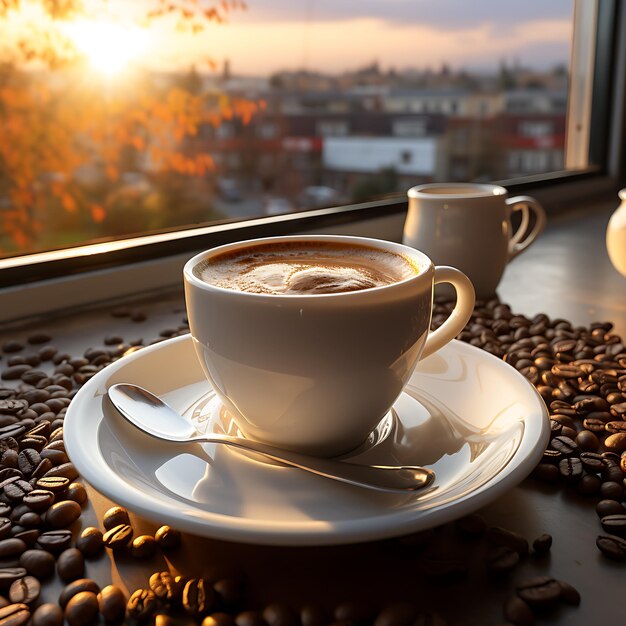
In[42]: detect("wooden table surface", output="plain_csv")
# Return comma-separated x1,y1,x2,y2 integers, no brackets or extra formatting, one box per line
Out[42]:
1,202,625,625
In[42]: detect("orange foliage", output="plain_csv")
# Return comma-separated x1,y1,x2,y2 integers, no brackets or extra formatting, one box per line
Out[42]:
0,0,259,254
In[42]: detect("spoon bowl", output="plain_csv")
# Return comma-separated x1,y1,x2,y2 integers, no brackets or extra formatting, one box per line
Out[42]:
107,383,436,494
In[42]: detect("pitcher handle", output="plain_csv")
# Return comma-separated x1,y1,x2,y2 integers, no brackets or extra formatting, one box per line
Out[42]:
506,196,546,260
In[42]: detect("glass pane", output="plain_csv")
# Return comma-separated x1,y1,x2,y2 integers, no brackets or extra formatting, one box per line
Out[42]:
0,0,576,259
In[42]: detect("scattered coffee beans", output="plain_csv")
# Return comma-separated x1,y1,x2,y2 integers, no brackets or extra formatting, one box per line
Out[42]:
102,506,130,531
155,525,181,550
65,591,99,626
97,585,126,624
0,298,622,625
75,527,103,558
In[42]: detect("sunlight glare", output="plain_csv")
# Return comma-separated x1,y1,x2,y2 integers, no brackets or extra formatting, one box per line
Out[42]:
64,20,149,76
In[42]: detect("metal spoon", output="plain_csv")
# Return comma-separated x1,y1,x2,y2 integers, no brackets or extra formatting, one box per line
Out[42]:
107,383,435,493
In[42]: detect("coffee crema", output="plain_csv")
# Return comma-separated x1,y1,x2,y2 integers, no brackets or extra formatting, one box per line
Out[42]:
196,241,418,295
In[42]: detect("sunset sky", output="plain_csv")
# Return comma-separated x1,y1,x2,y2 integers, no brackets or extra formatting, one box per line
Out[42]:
150,0,574,75
2,0,574,76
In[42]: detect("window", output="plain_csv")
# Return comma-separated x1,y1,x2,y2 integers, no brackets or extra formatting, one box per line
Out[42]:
0,0,624,301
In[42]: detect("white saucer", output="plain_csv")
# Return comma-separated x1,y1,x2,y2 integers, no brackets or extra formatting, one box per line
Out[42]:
65,335,549,546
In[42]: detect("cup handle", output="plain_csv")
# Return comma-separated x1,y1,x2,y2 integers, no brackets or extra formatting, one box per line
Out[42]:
421,266,475,360
506,196,546,260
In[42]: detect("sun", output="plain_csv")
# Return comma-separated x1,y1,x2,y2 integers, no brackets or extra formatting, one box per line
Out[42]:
64,20,149,76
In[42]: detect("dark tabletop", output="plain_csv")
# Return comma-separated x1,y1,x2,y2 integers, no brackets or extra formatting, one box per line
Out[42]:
1,202,625,626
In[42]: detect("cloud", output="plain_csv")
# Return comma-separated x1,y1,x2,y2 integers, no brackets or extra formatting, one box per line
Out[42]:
237,0,573,32
157,15,571,74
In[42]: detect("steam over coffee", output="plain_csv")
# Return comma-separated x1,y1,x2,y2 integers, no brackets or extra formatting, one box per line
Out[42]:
196,241,418,295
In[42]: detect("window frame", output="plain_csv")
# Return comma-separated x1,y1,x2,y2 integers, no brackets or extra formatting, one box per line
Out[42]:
1,0,625,298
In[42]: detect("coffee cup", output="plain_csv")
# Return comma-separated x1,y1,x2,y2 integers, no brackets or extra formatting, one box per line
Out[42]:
403,183,546,298
183,235,475,457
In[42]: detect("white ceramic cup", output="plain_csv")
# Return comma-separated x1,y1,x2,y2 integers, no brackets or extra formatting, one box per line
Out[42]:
403,183,546,298
184,235,475,457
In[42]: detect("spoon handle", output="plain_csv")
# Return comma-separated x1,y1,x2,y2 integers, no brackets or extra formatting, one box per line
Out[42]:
194,434,435,493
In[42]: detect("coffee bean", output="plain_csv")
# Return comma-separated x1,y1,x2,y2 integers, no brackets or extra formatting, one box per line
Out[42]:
155,525,181,550
149,571,179,602
65,591,99,626
605,432,626,452
0,452,17,471
98,585,126,624
1,367,30,382
102,507,130,531
235,611,267,626
575,430,599,452
31,459,53,480
263,604,298,626
203,614,237,626
45,501,81,528
27,333,51,346
0,441,19,456
516,576,561,607
574,396,609,414
606,421,626,434
596,499,625,518
0,603,30,626
16,451,40,477
532,533,552,554
576,473,601,495
532,463,559,483
560,426,578,440
0,402,26,417
0,520,11,541
13,530,38,549
502,596,534,626
486,546,519,573
39,450,68,466
19,550,55,579
551,436,579,456
300,605,328,626
18,511,41,528
596,534,626,560
64,483,87,507
130,535,156,559
103,524,133,551
0,570,26,591
57,548,84,583
8,576,39,605
76,528,103,558
127,588,157,621
551,363,583,379
35,477,69,493
600,481,624,500
22,491,54,513
600,514,626,538
558,581,581,606
558,457,582,482
183,579,214,616
31,604,62,626
213,579,243,609
36,530,72,554
0,540,26,560
43,463,78,482
59,579,100,609
582,417,606,432
371,603,415,626
610,402,626,417
3,482,32,503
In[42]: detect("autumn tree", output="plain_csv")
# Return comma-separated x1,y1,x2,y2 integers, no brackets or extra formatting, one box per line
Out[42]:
0,0,261,254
